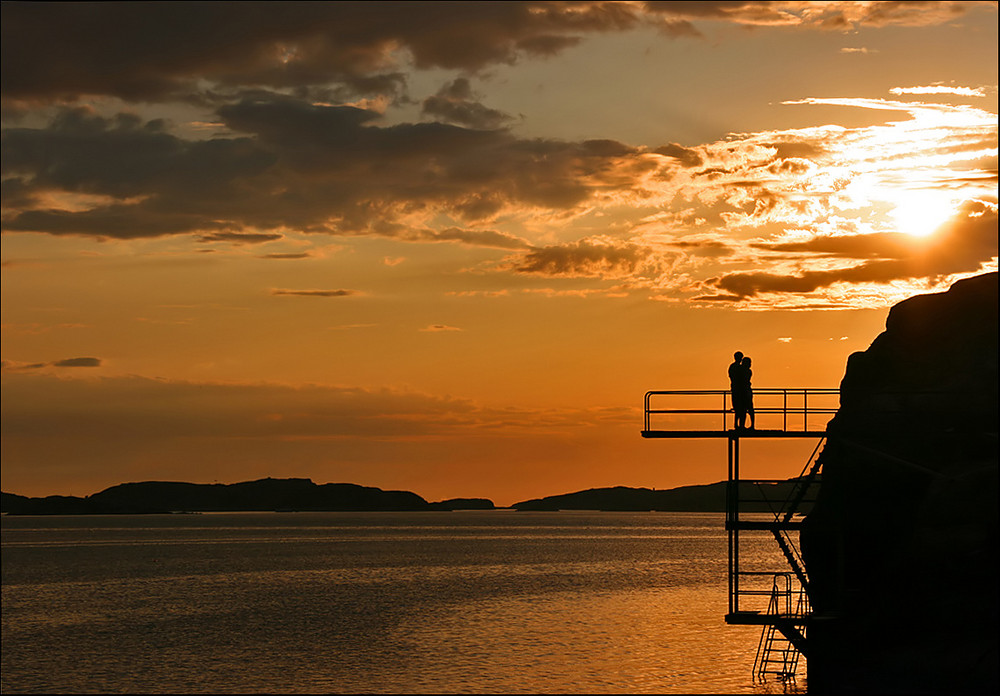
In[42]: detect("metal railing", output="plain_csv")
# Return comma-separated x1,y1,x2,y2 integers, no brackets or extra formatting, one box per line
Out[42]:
644,388,839,432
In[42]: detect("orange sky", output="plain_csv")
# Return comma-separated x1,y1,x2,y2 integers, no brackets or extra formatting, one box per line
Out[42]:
2,2,997,506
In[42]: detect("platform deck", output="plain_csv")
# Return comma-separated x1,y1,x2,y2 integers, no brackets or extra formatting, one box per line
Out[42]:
641,429,827,439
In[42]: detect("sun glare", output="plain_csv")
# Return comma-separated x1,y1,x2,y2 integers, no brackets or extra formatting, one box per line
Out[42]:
889,192,957,237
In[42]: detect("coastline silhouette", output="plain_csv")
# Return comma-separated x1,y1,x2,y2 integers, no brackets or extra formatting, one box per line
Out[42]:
0,479,494,515
1,478,804,515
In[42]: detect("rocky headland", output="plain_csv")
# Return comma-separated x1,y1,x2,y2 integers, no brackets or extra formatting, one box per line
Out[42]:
802,271,998,694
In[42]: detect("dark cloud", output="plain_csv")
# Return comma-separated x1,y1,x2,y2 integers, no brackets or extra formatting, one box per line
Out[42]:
707,203,998,299
669,239,735,257
2,208,220,239
434,78,477,102
3,96,658,239
764,140,827,160
200,232,284,244
2,3,983,106
305,73,410,105
854,1,972,27
0,3,646,103
420,325,464,332
654,143,704,167
511,238,655,278
50,357,102,368
515,34,585,56
642,1,980,28
689,292,744,303
421,78,514,130
752,231,917,259
2,106,277,238
0,176,38,209
271,289,358,297
215,95,647,215
2,357,102,370
259,252,312,260
643,1,784,21
409,227,531,250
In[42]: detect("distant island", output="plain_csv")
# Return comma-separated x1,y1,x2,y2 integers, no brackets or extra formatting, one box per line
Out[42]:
1,478,491,515
0,477,810,515
511,479,811,512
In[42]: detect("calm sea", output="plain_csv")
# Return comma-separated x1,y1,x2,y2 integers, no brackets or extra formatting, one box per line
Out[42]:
1,511,803,694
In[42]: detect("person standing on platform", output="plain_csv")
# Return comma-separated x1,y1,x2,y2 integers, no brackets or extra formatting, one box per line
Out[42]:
728,351,746,430
740,356,755,430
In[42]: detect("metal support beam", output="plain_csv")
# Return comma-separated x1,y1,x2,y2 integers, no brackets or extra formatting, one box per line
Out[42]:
774,619,809,657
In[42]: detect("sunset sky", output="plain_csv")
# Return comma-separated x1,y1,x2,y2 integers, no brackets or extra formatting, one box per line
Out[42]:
2,1,997,506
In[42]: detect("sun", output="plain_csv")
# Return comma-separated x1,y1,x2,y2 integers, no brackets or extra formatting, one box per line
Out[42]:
888,191,957,238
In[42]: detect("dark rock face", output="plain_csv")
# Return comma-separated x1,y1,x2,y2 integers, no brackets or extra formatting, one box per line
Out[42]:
802,272,998,694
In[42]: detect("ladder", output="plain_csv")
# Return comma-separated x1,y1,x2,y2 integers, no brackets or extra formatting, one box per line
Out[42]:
753,573,808,682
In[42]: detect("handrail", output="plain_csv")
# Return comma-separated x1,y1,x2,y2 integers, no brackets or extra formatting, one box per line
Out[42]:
644,388,839,433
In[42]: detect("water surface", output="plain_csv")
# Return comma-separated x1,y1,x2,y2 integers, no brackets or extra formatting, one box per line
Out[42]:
2,511,802,694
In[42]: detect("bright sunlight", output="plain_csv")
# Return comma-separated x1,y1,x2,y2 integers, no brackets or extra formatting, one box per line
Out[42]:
888,190,958,237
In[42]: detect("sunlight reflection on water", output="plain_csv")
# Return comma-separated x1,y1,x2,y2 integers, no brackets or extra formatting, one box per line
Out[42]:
2,512,804,694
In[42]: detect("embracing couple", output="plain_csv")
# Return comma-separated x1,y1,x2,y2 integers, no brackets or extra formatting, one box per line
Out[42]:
728,351,755,430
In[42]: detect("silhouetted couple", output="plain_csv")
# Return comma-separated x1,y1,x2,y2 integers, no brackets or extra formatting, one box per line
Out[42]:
728,351,755,430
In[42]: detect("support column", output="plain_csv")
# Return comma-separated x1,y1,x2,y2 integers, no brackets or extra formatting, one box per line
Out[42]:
727,434,734,614
733,434,740,612
727,433,741,614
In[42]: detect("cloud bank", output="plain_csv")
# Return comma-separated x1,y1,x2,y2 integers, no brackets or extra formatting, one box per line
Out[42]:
4,3,984,104
2,3,996,310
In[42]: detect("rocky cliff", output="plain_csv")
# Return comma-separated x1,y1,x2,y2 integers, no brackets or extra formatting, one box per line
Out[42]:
802,272,998,694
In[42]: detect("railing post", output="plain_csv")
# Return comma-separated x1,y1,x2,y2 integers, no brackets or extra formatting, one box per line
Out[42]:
803,390,808,431
785,573,792,616
783,390,788,432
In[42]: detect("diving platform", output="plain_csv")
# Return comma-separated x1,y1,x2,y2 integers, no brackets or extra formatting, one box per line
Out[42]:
642,387,838,682
641,429,825,438
643,388,838,437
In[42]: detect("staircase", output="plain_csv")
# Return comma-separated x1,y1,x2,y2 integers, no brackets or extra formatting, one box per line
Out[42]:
770,436,825,599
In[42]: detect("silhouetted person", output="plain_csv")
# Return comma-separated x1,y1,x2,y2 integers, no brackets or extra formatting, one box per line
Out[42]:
741,356,755,430
728,351,746,429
